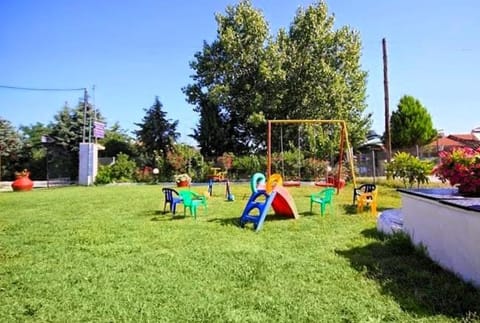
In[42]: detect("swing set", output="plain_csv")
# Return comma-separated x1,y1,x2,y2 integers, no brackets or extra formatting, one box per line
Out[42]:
266,119,357,193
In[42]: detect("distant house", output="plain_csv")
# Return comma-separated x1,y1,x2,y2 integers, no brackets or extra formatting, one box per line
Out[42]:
424,128,480,155
447,133,480,150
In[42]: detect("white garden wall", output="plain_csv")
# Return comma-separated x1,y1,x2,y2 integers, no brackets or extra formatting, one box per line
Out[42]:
399,189,480,288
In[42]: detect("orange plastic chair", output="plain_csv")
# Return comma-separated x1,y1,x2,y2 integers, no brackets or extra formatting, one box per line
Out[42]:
357,189,378,215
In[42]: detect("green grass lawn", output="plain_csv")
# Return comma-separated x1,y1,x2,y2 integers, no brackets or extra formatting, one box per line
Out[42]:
1,183,479,322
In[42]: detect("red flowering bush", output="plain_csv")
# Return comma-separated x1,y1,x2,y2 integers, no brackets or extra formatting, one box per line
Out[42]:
433,147,480,194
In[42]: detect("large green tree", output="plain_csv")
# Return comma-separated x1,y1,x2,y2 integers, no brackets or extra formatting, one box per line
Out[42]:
134,97,179,166
389,95,437,149
184,0,273,155
280,2,369,153
0,117,23,180
185,0,370,157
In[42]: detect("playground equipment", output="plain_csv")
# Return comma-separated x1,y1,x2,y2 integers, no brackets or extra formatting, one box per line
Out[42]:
314,176,346,189
225,179,235,201
207,167,227,182
266,119,357,193
239,173,299,232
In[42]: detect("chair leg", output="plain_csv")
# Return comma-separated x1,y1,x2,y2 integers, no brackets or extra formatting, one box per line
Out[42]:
191,206,197,219
370,201,377,216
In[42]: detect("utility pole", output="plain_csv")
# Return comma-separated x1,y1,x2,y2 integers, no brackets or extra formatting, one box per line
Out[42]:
82,88,88,143
382,38,392,162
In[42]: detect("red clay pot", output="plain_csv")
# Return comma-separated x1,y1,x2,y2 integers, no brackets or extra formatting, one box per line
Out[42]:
12,176,34,192
176,180,190,188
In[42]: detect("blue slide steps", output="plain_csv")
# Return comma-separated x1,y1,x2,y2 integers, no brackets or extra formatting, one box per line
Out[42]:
239,190,277,232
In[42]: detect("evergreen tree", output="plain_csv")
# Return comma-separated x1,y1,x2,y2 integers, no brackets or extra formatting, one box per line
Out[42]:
389,95,437,149
48,101,103,179
134,97,179,166
0,117,23,180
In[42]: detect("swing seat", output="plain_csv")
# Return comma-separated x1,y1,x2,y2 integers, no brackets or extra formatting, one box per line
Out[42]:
283,180,301,187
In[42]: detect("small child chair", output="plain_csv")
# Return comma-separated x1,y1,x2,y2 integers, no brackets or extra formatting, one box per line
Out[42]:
310,187,335,216
179,190,208,219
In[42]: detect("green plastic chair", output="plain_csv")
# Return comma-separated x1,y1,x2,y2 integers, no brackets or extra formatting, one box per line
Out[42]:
310,187,335,216
179,190,208,219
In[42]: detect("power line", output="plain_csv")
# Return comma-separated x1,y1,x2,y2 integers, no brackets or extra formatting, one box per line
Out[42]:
0,85,85,92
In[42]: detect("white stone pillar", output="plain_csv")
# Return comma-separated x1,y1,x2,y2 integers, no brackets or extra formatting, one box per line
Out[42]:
79,143,99,185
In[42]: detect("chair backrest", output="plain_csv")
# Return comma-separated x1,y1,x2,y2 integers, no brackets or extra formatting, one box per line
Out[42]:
179,190,195,206
360,184,376,193
162,188,179,202
322,187,335,203
353,184,376,204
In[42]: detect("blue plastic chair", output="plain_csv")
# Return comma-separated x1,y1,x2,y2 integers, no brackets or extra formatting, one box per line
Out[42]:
162,188,183,214
179,190,208,219
310,187,335,216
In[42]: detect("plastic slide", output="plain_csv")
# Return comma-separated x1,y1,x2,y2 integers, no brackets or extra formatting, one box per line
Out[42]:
239,173,299,231
270,185,299,219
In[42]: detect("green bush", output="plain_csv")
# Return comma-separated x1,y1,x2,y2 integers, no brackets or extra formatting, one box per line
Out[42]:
231,155,266,179
96,153,136,184
110,153,136,182
386,152,434,188
95,165,113,184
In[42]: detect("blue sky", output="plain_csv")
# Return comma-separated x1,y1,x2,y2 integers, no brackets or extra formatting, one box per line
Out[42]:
1,0,479,144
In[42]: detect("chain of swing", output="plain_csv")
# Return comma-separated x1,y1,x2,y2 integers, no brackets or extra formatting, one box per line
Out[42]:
279,125,330,181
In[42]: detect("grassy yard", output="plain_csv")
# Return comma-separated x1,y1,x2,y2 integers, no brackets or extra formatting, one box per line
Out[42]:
0,183,479,322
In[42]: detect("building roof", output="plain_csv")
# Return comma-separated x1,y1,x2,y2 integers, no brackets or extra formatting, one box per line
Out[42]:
425,132,480,150
449,134,477,141
448,133,480,150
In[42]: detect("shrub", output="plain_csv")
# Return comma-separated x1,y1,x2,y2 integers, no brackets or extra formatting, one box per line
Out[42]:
95,165,112,184
135,166,155,183
110,153,136,182
386,152,433,188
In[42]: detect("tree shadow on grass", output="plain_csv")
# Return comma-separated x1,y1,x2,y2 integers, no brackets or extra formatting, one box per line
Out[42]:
336,229,480,320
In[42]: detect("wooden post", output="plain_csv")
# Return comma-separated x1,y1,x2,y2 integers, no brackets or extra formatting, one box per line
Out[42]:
267,120,272,178
383,38,392,162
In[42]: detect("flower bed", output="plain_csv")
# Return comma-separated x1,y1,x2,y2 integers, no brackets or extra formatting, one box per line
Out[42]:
433,147,480,196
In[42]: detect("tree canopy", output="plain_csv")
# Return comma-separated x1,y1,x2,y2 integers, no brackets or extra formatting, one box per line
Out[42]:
389,95,437,149
0,117,24,180
184,0,370,157
134,97,180,166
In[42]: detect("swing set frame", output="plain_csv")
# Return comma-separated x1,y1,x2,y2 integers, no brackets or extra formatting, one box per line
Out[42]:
266,119,357,193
